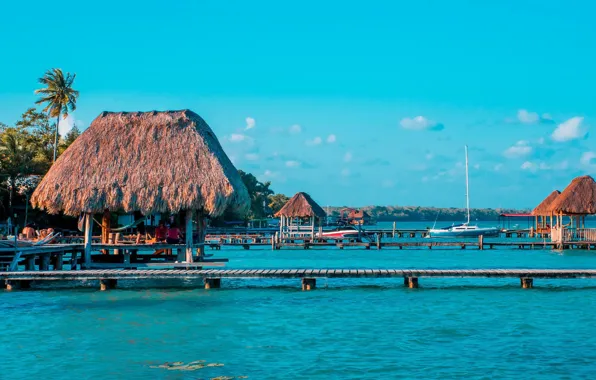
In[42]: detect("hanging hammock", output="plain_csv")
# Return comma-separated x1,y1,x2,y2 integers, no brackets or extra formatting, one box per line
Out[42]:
92,217,146,232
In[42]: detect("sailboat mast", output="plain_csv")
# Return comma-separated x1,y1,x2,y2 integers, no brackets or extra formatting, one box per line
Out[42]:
465,145,470,225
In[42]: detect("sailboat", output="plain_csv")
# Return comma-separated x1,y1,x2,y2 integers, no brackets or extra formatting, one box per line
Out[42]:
427,146,499,238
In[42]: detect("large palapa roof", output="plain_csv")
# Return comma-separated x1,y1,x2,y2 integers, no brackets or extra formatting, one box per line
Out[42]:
275,192,326,218
531,190,561,216
31,110,249,217
548,175,596,215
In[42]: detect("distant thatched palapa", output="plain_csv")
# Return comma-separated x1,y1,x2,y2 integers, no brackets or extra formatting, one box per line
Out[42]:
275,192,326,218
275,192,326,242
531,190,561,216
31,110,249,217
548,175,596,215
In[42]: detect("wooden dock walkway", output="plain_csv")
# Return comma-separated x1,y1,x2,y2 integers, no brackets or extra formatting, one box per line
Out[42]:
3,268,596,290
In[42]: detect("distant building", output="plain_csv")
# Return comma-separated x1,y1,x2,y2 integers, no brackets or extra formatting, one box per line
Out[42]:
339,208,373,226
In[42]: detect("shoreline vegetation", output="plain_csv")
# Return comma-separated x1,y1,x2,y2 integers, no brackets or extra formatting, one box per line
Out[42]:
325,206,530,222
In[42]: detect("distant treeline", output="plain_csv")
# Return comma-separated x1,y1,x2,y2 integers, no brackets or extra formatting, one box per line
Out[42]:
327,206,532,222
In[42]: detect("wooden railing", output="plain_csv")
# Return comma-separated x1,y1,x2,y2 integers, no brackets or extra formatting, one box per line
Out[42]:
563,228,596,242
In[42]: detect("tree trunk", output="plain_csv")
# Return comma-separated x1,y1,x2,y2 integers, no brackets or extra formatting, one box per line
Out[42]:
53,114,60,163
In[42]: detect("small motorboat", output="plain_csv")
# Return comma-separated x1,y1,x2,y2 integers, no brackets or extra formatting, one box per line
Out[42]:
317,226,367,239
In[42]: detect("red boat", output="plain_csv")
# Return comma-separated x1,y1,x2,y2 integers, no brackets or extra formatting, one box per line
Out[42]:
316,226,367,239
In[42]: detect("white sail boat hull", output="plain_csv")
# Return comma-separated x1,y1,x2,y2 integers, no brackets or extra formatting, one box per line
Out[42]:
428,225,499,238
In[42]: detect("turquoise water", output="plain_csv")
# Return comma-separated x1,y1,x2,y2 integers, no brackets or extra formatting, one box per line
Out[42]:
3,223,596,379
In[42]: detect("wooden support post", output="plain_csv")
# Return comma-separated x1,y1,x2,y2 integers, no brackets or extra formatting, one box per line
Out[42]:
302,278,316,290
40,254,50,271
83,213,94,269
70,251,78,270
204,278,221,289
392,222,396,238
99,279,117,291
478,235,484,250
185,210,194,263
404,277,419,288
55,253,64,270
26,256,35,271
101,209,110,254
376,234,382,249
520,278,533,289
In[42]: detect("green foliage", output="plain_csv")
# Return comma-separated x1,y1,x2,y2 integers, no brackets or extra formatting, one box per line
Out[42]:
238,170,274,219
15,108,55,171
268,193,289,215
61,124,80,152
327,205,529,222
34,68,79,162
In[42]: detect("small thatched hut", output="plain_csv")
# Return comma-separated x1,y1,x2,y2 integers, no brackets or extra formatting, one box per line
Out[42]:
549,175,596,228
31,110,249,266
531,190,561,233
275,192,326,240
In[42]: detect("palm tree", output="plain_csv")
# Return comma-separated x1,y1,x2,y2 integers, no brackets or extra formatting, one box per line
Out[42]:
34,68,79,163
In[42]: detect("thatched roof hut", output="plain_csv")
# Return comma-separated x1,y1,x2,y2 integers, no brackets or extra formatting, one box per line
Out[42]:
548,175,596,215
275,192,326,218
31,110,249,217
531,190,561,216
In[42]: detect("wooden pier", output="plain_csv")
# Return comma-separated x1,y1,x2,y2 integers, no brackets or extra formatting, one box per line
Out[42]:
3,268,596,291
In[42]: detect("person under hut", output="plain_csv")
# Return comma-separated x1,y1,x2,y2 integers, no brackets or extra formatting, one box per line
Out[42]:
152,220,170,256
22,224,37,240
134,211,146,244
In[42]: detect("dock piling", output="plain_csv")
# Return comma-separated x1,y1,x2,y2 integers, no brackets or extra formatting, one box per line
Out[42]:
404,277,419,288
520,278,533,289
6,280,31,291
302,278,316,291
204,278,221,289
478,235,484,250
99,279,117,291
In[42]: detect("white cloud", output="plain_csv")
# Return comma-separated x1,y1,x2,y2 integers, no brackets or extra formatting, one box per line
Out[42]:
493,163,504,171
245,117,255,130
285,160,301,168
289,124,302,134
229,133,247,143
341,168,350,177
306,136,323,146
425,153,434,160
326,134,336,143
504,140,532,158
552,117,585,142
581,152,596,166
58,114,83,135
245,153,259,161
473,163,480,170
400,116,444,131
344,152,353,163
263,170,277,178
517,109,539,124
521,161,536,171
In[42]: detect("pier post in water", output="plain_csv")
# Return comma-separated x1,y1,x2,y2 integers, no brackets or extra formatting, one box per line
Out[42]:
404,277,419,288
99,279,117,291
478,235,484,250
204,278,221,289
520,278,533,289
6,280,31,291
302,278,316,291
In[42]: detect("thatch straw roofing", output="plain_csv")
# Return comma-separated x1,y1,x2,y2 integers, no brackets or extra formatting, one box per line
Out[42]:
31,110,249,217
548,175,596,215
531,190,561,216
274,192,326,218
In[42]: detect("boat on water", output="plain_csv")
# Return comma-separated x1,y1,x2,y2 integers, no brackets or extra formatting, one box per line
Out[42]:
317,226,370,239
427,146,499,238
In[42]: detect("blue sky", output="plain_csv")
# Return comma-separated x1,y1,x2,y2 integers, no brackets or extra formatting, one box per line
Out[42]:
1,0,595,208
